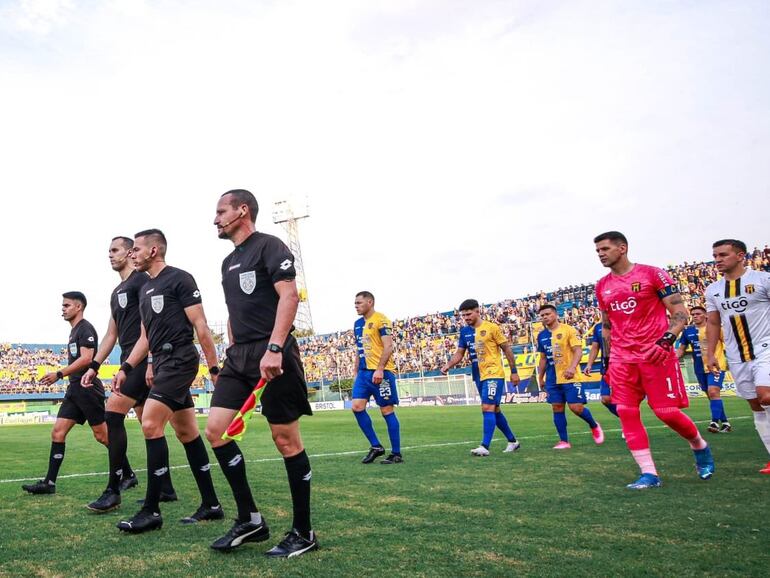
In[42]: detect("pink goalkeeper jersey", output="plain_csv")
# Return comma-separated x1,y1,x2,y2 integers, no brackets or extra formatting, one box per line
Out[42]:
595,264,679,363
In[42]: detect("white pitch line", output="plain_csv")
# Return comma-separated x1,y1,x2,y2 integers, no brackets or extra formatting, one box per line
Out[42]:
0,416,751,484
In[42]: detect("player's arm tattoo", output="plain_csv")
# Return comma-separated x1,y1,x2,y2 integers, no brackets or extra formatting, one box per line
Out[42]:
664,293,688,335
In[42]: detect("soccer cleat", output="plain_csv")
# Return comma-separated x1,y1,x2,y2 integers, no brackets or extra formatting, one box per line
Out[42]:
719,422,732,433
759,461,770,475
470,445,490,457
552,441,571,450
264,529,319,558
707,421,719,433
361,446,386,464
211,519,270,552
503,441,521,453
591,423,605,445
119,474,139,492
626,473,662,490
117,509,162,533
136,491,178,505
693,446,715,480
87,489,121,513
22,480,55,495
180,504,224,524
381,453,403,464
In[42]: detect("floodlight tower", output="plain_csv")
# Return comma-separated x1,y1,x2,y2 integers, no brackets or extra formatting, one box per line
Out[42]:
272,197,314,334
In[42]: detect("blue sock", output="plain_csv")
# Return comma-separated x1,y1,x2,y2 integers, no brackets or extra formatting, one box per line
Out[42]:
495,412,517,442
353,410,381,447
578,407,598,429
605,403,619,417
482,411,496,448
553,412,569,442
383,412,401,454
709,399,727,422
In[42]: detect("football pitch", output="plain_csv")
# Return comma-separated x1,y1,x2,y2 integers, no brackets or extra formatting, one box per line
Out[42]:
1,400,768,577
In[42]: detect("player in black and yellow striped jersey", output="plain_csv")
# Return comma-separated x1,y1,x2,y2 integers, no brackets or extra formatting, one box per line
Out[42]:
705,239,770,474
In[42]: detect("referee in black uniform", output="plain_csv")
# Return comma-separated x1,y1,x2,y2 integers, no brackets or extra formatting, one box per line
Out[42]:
114,229,223,533
205,189,316,557
22,292,108,495
82,236,177,512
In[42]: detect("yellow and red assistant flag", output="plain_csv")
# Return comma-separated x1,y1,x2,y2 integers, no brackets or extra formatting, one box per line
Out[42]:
222,378,268,441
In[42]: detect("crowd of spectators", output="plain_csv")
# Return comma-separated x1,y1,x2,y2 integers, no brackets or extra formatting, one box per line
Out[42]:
297,248,770,384
3,248,770,393
0,343,67,395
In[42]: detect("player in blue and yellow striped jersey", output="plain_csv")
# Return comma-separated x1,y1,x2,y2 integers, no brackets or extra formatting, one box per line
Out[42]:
352,291,402,465
537,304,604,449
677,306,731,433
441,299,521,457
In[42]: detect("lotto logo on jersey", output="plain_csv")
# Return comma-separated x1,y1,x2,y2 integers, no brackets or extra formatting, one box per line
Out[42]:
721,297,748,313
610,297,637,315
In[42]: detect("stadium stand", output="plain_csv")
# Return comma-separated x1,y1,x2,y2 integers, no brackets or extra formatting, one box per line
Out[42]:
3,252,770,394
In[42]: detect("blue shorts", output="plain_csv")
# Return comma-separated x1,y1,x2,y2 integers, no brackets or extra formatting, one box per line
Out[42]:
599,377,611,397
696,371,725,392
353,370,399,407
545,382,588,404
476,378,504,406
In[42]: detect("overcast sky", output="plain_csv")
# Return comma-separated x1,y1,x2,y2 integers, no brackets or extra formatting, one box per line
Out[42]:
1,0,768,343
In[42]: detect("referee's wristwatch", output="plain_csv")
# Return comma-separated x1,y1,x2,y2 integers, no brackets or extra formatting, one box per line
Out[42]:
268,343,284,354
209,366,220,376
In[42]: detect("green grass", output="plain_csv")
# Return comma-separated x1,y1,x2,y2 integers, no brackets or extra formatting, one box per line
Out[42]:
1,399,769,577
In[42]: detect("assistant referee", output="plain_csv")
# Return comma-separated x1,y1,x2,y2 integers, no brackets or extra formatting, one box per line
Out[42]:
205,189,317,557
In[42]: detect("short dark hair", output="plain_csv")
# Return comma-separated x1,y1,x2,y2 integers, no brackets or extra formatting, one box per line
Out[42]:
593,231,628,245
356,291,375,302
459,299,479,311
221,189,259,223
111,236,134,250
538,304,557,313
690,305,706,314
712,239,747,254
135,228,167,257
62,291,87,308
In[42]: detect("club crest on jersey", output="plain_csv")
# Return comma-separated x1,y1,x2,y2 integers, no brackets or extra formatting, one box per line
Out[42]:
69,342,77,355
151,295,164,314
239,271,256,295
117,292,128,309
368,323,374,329
631,282,641,292
746,284,755,294
556,333,563,339
480,330,487,337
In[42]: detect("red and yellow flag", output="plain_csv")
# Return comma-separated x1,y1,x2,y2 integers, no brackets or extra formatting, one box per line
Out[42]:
222,378,268,441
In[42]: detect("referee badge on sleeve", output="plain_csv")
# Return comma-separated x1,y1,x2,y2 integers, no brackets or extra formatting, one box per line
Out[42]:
239,271,256,295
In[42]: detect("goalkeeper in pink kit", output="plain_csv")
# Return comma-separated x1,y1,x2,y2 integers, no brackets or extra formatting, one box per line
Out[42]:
593,231,714,489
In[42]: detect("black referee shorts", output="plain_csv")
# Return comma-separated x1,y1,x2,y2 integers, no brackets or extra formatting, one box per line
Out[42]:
58,381,106,426
118,357,150,406
213,336,312,425
147,344,196,412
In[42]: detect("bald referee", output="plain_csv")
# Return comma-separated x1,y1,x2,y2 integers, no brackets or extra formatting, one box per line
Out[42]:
115,229,223,533
205,189,317,557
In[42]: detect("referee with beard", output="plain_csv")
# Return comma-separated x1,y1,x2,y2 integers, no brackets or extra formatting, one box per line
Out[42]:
205,189,317,557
